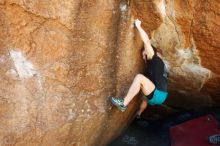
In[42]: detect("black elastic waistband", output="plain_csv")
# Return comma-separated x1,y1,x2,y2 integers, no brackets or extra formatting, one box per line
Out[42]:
146,88,156,100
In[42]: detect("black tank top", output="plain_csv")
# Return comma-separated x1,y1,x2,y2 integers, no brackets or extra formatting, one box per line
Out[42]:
144,54,168,92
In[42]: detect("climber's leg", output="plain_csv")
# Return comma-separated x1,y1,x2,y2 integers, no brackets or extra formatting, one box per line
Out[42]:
110,74,155,112
123,74,155,106
137,100,148,117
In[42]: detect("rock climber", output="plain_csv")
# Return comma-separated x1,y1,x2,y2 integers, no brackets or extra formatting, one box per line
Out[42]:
110,19,168,117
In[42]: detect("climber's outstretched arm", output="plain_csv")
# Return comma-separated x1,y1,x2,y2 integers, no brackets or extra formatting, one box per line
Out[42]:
135,19,154,60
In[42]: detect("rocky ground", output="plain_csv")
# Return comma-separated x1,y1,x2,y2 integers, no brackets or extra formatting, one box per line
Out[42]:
108,107,220,146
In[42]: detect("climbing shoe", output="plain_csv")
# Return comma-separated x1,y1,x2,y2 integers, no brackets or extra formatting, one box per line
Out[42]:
110,97,126,112
208,134,220,144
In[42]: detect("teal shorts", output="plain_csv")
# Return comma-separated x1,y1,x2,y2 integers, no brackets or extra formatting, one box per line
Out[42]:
147,89,168,106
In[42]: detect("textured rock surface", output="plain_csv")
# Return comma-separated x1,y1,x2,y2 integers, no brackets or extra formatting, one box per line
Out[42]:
132,0,220,109
0,0,219,146
151,0,220,107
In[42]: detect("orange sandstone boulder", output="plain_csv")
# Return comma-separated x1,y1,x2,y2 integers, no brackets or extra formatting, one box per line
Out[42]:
0,0,219,146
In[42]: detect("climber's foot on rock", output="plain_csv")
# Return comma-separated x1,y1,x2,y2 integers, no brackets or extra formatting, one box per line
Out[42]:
110,97,126,112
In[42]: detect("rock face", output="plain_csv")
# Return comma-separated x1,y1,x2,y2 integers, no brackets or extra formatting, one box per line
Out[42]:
0,0,219,146
150,0,220,108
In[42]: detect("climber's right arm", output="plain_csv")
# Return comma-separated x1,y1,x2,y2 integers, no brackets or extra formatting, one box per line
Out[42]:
135,19,154,60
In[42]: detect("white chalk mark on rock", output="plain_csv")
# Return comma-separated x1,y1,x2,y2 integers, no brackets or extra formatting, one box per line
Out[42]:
0,55,6,63
68,109,76,120
176,48,193,59
181,63,211,79
120,3,127,13
5,69,18,79
158,0,166,17
182,63,211,90
10,50,37,79
171,48,212,89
